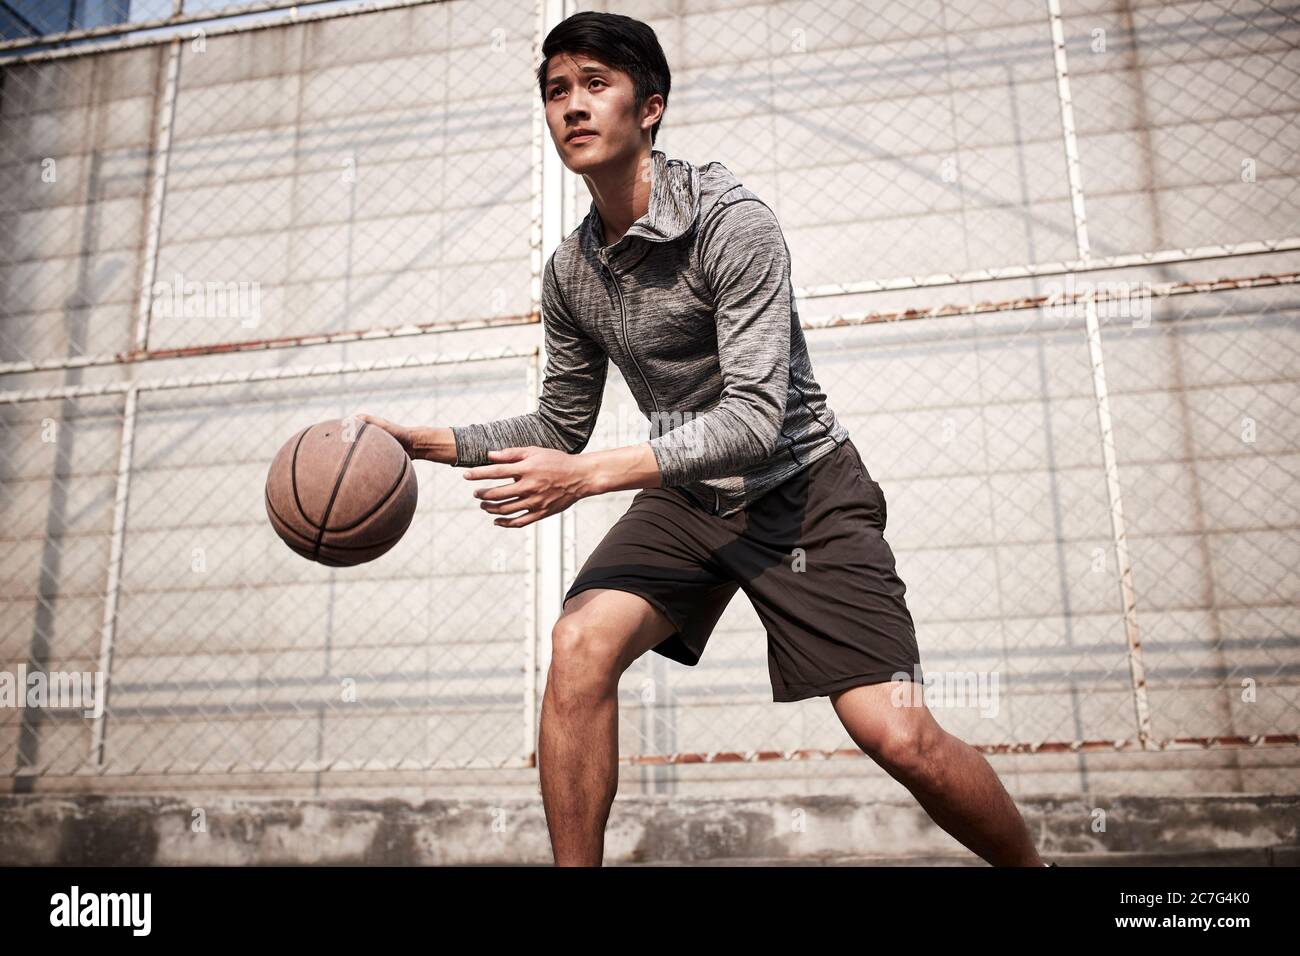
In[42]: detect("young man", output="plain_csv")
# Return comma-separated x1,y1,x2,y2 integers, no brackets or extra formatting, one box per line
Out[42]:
357,11,1048,868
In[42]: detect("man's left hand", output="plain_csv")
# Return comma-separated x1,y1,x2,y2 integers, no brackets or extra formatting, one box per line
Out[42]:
464,446,596,528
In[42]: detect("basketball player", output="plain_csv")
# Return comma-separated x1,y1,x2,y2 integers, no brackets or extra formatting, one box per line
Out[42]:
355,10,1053,869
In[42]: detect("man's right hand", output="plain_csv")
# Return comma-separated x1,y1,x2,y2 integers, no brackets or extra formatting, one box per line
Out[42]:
347,414,459,465
348,412,418,459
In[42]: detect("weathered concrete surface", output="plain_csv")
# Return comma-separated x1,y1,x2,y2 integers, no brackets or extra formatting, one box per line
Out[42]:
0,793,1296,866
621,847,1300,866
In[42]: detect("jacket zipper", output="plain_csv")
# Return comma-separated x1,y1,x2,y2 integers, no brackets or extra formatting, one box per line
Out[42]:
600,256,717,515
603,260,661,421
596,174,717,512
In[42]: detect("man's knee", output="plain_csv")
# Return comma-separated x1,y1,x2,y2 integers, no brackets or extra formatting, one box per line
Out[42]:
838,688,942,774
870,714,946,783
547,616,624,704
871,719,925,767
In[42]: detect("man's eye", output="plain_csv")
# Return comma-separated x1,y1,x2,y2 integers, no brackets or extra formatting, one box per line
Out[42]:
550,79,602,98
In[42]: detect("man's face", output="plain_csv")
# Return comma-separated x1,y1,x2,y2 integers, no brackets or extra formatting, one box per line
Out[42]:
543,51,660,173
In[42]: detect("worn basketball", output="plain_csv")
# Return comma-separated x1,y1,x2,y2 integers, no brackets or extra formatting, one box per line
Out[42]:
264,418,417,567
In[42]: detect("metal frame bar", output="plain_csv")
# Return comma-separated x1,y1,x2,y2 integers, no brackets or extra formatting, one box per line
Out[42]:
796,237,1300,300
528,0,569,768
131,39,182,356
0,345,538,404
799,270,1300,329
523,350,541,764
3,241,1293,378
0,0,445,65
89,383,138,766
1047,0,1152,751
86,34,184,767
2,269,1291,402
11,733,1297,779
618,734,1300,766
0,0,308,51
0,313,540,378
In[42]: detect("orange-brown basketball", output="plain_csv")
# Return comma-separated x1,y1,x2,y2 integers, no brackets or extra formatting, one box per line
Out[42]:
264,418,417,566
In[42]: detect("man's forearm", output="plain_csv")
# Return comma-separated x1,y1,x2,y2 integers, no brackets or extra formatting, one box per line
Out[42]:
409,426,458,465
581,442,663,496
410,425,663,496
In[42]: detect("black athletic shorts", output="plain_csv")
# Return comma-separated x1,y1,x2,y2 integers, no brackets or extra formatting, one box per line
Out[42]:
563,436,924,702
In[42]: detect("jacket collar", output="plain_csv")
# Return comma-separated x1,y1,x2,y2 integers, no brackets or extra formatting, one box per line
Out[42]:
582,148,700,259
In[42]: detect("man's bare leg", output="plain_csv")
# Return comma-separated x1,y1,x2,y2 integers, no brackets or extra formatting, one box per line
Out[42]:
832,682,1043,866
539,588,678,866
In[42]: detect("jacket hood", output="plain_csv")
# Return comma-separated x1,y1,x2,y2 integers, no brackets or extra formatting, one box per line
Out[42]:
581,148,701,255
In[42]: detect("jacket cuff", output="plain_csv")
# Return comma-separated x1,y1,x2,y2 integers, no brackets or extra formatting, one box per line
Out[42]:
648,430,699,487
450,425,489,467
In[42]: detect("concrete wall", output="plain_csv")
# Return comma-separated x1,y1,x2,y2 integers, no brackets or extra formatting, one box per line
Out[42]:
0,0,1297,810
2,791,1298,865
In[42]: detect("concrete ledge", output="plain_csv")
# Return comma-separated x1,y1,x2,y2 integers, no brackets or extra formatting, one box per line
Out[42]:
0,793,1296,865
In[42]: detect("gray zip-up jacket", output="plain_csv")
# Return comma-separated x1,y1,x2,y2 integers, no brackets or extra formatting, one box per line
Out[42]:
452,147,849,517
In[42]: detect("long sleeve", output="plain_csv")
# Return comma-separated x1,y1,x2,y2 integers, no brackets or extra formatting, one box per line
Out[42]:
451,255,609,467
648,199,792,486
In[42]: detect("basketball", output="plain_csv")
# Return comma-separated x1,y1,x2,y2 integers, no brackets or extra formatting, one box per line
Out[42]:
264,417,418,567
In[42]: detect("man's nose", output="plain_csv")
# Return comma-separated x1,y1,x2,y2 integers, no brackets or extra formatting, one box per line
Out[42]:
564,89,590,121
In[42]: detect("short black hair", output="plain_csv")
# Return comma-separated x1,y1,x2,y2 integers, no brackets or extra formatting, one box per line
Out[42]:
536,11,671,146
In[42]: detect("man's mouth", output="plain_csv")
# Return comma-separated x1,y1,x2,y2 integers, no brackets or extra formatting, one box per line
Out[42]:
567,131,597,144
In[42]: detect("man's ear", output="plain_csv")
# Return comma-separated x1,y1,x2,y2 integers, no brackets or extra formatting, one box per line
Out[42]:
641,92,665,130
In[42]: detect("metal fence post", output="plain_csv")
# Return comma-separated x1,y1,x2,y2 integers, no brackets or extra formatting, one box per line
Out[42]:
1047,0,1151,750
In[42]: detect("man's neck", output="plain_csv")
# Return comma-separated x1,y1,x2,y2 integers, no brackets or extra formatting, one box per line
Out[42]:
586,146,654,248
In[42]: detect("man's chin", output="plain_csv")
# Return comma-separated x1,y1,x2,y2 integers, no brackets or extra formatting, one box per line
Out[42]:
559,138,609,170
563,154,601,175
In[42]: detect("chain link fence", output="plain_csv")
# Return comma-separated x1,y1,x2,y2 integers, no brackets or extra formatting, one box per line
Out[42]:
0,0,1296,788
